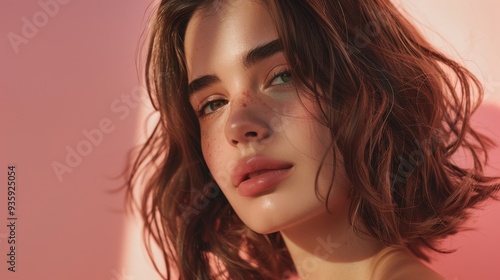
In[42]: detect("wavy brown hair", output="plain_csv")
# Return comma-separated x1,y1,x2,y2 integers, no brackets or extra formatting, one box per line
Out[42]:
126,0,500,279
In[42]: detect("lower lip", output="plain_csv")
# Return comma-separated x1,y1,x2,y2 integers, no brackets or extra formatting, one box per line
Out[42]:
237,167,292,197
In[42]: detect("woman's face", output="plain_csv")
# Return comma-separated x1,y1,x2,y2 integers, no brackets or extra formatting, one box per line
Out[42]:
184,0,351,234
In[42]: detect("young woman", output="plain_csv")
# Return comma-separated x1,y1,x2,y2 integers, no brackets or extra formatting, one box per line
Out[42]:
127,0,500,279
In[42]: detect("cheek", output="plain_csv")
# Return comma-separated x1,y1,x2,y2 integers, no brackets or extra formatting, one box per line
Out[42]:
201,129,233,186
201,129,219,169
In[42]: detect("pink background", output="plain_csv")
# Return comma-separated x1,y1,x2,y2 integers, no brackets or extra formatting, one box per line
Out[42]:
1,1,499,279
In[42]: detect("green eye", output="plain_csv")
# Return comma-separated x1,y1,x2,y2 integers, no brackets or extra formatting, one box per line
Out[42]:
270,71,292,86
200,99,228,116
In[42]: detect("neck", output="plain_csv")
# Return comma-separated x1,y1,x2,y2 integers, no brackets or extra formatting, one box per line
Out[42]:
280,210,384,280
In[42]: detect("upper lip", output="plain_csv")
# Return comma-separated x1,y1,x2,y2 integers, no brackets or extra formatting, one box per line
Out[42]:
231,156,293,187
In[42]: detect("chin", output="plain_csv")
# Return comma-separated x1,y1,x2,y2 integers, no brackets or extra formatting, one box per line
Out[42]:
237,213,294,235
238,207,328,235
242,219,283,235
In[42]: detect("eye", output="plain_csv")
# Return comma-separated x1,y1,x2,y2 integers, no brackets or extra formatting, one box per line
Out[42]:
199,99,228,116
270,71,293,86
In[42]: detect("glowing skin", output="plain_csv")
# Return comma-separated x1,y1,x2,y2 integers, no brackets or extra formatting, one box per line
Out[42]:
184,0,348,235
184,1,444,279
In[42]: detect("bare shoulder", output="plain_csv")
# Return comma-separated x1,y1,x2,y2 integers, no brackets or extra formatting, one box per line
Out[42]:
371,246,444,280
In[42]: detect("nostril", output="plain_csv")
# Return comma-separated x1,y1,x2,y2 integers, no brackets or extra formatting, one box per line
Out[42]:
227,124,272,146
244,131,258,138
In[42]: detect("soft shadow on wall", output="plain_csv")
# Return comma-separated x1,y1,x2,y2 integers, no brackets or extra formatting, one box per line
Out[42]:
1,0,152,279
428,103,500,280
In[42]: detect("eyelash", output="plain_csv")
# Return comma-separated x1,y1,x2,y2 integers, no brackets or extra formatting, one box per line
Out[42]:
268,69,293,87
197,99,228,118
195,69,293,118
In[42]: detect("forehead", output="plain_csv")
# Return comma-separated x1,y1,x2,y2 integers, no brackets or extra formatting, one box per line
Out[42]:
183,0,279,80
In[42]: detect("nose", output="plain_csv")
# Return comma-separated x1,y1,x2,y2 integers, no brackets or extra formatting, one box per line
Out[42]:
225,102,272,146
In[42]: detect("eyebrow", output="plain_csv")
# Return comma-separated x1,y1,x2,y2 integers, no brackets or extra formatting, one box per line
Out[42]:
243,39,282,68
188,75,220,96
188,39,283,96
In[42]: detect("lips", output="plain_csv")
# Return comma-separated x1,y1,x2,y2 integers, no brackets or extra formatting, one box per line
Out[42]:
231,156,293,196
